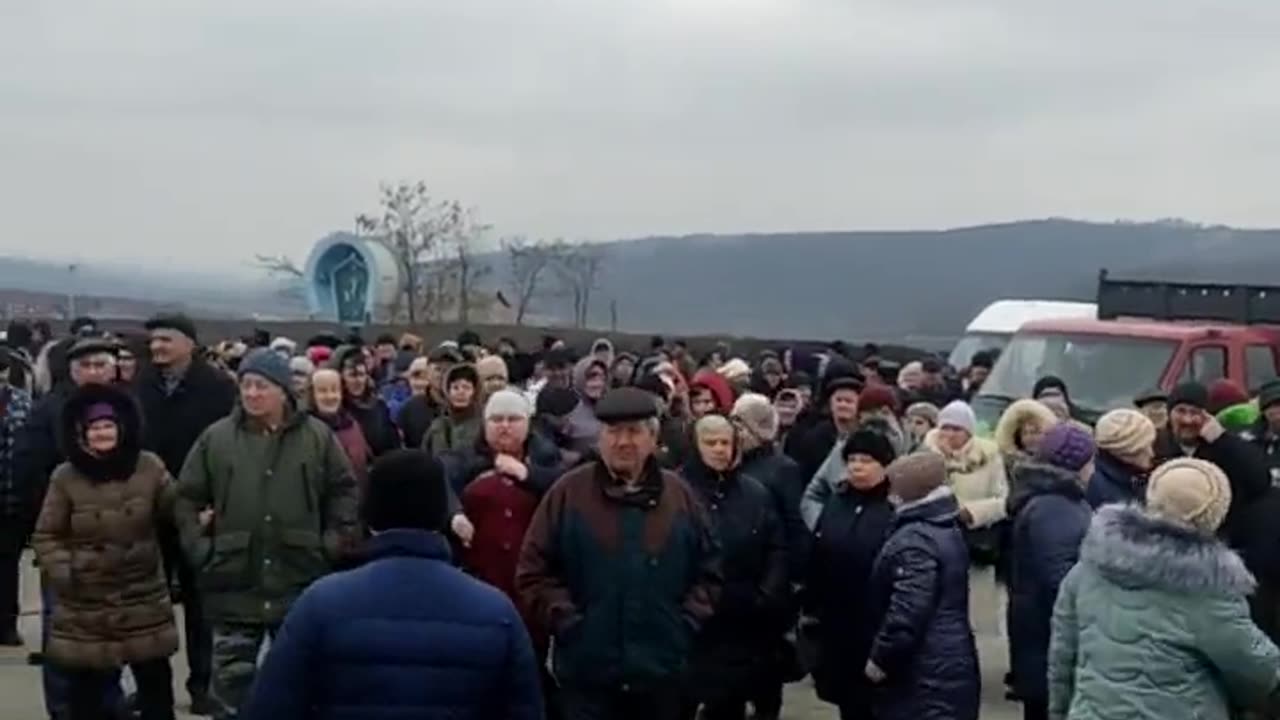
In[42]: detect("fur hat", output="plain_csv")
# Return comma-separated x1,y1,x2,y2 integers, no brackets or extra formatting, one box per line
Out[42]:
858,384,900,415
1146,458,1232,534
731,393,779,443
1035,423,1096,472
475,354,509,384
904,402,940,427
485,389,532,420
1095,409,1156,465
887,452,947,503
843,428,897,468
238,348,292,394
937,401,976,435
363,450,449,533
717,358,751,383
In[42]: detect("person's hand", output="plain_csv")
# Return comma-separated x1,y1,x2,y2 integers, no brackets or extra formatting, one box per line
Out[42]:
957,506,975,528
494,454,529,482
451,513,475,547
1200,412,1226,443
864,660,886,683
198,508,215,531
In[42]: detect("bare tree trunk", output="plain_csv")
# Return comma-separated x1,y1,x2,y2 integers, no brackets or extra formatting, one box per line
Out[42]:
458,249,470,324
610,299,618,332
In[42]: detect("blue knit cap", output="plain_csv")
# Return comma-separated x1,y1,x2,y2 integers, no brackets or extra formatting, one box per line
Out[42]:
238,348,292,393
1035,423,1096,472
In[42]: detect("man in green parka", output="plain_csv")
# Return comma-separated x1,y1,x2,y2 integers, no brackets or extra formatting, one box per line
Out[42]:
174,348,359,720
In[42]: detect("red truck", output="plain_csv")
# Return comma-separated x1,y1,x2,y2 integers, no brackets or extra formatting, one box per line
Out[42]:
972,271,1280,431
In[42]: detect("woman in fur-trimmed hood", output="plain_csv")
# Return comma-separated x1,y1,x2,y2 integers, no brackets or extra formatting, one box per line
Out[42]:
1048,458,1280,720
994,399,1058,469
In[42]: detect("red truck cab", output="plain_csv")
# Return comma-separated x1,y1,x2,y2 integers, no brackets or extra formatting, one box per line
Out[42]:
971,272,1280,432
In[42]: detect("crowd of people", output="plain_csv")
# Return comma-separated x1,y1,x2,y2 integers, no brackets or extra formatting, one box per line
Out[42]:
2,315,1280,719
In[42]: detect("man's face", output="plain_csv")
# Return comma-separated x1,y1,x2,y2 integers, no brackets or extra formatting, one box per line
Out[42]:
117,352,138,381
1141,401,1169,430
71,353,117,387
774,392,800,426
1266,405,1280,433
830,389,859,424
923,371,943,388
310,371,343,415
969,366,991,387
149,329,193,368
448,380,475,409
240,374,286,419
427,361,450,392
1170,404,1206,443
600,420,657,477
546,365,572,390
485,413,529,453
376,343,396,362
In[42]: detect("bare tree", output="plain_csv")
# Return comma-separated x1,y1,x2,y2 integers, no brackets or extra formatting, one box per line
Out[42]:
440,203,491,324
355,182,479,324
503,237,563,325
551,242,607,328
253,254,305,278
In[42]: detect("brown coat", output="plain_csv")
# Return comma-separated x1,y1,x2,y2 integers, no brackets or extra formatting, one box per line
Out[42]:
32,384,179,670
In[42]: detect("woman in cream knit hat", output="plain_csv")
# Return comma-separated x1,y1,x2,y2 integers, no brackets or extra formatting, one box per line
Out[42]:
1049,457,1280,719
1086,408,1157,508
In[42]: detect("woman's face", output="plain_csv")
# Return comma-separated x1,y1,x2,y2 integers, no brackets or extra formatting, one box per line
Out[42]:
448,380,475,410
846,454,886,490
85,419,119,454
1018,421,1046,452
938,425,971,452
407,359,431,396
311,371,344,415
690,389,716,419
340,360,369,397
907,416,933,439
613,360,635,384
117,353,137,382
697,428,735,472
583,368,608,400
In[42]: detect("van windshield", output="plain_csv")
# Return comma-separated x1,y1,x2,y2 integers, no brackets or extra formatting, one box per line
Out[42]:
979,333,1177,415
948,332,1010,368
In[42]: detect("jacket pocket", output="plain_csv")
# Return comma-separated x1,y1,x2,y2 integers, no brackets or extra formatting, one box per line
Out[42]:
276,529,328,589
199,531,252,593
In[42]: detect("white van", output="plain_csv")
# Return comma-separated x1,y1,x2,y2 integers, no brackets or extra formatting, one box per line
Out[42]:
948,299,1097,368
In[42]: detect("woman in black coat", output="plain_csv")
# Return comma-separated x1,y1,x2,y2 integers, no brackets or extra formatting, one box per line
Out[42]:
681,415,789,720
866,452,980,720
806,429,898,720
331,345,400,457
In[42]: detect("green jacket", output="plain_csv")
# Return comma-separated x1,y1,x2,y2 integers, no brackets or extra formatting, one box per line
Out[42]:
1049,505,1280,720
174,407,359,625
421,411,481,458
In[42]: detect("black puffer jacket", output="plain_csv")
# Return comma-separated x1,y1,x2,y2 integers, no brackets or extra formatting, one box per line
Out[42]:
806,480,895,706
1006,461,1090,703
1239,421,1280,587
740,446,809,579
868,489,980,720
136,359,236,477
681,457,789,706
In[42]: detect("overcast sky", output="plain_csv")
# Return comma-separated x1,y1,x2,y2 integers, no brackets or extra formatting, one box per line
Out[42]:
2,1,1279,271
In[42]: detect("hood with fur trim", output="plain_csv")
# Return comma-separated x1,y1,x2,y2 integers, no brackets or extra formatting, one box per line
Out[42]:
923,427,1001,475
1080,504,1255,597
572,356,609,401
58,383,144,482
690,369,735,415
994,399,1058,457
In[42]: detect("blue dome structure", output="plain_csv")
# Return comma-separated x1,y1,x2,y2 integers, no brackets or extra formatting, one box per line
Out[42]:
304,233,405,324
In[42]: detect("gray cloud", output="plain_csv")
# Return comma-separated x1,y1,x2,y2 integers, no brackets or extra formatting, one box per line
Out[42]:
2,0,1280,270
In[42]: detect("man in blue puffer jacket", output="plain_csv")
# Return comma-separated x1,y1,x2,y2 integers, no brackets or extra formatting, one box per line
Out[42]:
243,449,543,720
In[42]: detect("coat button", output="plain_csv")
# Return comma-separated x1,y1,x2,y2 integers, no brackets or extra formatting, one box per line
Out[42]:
503,508,513,519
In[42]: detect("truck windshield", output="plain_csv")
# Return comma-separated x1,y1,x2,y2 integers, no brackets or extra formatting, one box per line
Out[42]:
979,333,1177,415
948,332,1009,369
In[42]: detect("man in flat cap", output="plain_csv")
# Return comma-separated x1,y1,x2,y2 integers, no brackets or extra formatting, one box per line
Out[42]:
517,387,721,720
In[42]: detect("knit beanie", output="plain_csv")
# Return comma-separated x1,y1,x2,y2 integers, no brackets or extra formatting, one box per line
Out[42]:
731,393,779,443
937,401,977,435
363,450,449,533
476,354,509,383
288,356,315,377
718,358,751,383
238,348,292,394
859,384,900,416
1035,423,1096,472
1146,458,1232,534
843,428,897,468
485,389,532,420
1260,380,1280,412
1168,381,1209,411
1094,409,1156,465
887,452,947,503
905,402,940,427
1207,379,1249,415
83,402,117,425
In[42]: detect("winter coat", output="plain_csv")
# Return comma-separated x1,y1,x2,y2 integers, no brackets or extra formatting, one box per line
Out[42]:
173,406,361,625
740,446,809,579
515,458,722,692
311,411,371,494
422,409,482,459
1154,428,1270,551
800,417,904,532
806,480,895,706
994,398,1058,484
922,428,1008,528
564,357,607,453
681,457,789,705
244,530,543,720
1085,451,1145,509
788,416,841,488
15,384,73,535
1236,421,1280,585
32,383,179,669
0,386,32,527
136,359,237,477
1049,505,1280,720
346,395,399,458
1005,462,1090,703
444,432,563,499
868,487,980,720
395,393,440,450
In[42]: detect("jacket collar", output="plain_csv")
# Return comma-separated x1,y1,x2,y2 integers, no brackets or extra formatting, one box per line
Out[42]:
1008,461,1085,515
364,529,452,564
894,486,959,526
595,457,664,507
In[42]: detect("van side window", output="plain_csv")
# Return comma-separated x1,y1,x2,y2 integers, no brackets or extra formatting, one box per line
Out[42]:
1246,345,1278,391
1183,346,1227,384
